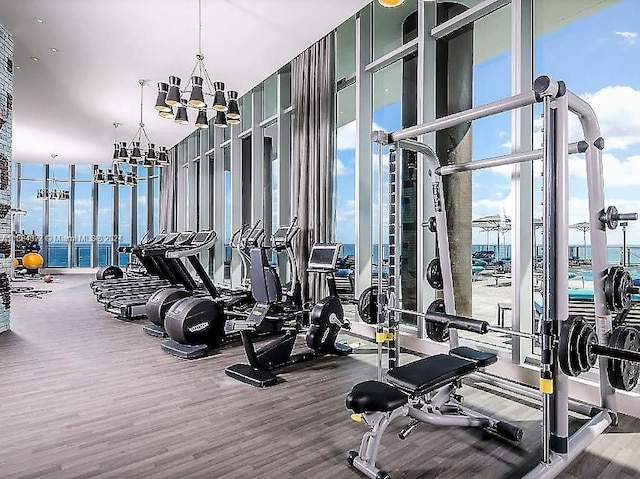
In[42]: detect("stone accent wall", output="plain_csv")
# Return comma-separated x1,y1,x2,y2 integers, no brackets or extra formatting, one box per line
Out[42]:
0,22,12,333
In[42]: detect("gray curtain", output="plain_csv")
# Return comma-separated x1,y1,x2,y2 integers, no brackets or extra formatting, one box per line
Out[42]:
291,34,336,302
159,151,178,233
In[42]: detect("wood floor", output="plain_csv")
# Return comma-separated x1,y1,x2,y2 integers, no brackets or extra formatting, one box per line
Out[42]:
1,274,639,479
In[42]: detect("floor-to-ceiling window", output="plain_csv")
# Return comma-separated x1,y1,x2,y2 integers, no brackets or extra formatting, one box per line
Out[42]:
47,164,70,267
73,165,93,267
137,166,147,242
17,164,44,240
335,16,357,289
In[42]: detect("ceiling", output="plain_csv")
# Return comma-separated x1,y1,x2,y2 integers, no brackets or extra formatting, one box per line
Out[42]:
0,0,371,164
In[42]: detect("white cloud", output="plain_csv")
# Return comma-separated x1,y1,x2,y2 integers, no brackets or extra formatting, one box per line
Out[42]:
602,153,640,188
336,158,348,176
574,85,640,150
336,120,385,151
615,31,637,44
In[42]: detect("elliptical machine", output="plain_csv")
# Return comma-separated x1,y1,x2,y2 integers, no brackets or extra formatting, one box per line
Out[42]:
224,242,352,387
144,221,264,340
142,220,264,344
159,218,301,360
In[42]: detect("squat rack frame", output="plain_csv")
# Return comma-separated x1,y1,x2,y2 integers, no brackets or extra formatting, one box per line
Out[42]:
370,75,617,478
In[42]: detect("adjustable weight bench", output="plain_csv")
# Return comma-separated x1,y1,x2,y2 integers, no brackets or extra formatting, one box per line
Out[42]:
345,346,523,479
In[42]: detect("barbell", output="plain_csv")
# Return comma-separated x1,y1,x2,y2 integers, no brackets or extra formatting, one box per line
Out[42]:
357,287,640,391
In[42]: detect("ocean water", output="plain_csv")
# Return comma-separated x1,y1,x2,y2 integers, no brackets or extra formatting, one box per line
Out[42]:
43,242,640,269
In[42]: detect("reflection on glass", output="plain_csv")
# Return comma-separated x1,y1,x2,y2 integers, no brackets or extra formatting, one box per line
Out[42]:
264,123,278,235
373,0,417,59
241,94,252,131
336,16,356,80
263,73,277,119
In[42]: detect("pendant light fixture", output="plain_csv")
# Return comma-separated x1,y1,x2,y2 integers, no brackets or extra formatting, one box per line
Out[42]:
38,154,70,200
378,0,405,7
155,0,240,129
95,122,137,186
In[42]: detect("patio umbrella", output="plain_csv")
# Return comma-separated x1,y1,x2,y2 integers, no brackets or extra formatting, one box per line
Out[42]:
569,222,591,260
472,214,512,260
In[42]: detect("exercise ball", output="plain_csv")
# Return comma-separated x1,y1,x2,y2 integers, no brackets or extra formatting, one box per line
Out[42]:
22,252,44,269
43,275,53,283
12,258,18,268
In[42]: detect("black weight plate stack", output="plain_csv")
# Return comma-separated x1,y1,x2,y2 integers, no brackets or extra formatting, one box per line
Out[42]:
607,326,640,391
576,322,598,373
559,316,587,377
357,286,385,325
425,299,449,342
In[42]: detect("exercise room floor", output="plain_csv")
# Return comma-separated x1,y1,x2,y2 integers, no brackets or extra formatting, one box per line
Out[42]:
1,274,639,479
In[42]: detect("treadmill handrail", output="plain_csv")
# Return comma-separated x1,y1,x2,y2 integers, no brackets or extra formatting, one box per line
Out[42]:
165,231,217,258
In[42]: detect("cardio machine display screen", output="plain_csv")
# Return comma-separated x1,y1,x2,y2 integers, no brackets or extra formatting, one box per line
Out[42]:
175,232,193,244
193,231,213,244
273,228,288,240
308,245,340,269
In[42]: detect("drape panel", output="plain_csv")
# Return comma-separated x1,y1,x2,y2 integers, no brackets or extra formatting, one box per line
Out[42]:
159,155,177,233
291,34,336,301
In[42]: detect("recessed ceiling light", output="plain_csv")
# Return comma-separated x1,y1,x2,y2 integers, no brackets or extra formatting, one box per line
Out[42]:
51,47,59,53
30,56,39,62
15,65,21,70
35,18,46,24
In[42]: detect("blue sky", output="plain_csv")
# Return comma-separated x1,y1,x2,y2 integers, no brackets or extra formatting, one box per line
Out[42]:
335,0,640,250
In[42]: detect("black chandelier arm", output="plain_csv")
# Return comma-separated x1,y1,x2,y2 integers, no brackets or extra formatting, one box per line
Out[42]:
140,125,152,145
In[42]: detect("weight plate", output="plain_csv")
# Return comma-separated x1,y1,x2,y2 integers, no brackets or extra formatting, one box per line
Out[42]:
618,271,633,312
576,322,597,373
559,316,585,377
426,257,443,290
604,267,619,312
425,299,448,342
357,286,377,324
357,286,386,325
608,327,640,391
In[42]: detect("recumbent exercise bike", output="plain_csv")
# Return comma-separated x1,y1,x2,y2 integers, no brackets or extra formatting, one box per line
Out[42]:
224,242,352,387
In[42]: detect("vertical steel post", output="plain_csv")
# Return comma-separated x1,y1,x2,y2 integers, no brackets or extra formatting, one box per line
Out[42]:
355,6,373,299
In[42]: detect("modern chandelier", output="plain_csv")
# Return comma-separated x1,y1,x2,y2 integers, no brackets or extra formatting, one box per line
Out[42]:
154,0,241,129
37,154,70,200
94,81,169,186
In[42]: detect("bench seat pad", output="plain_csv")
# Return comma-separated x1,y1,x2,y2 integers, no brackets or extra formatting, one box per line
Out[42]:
449,346,497,367
386,354,476,394
346,380,408,413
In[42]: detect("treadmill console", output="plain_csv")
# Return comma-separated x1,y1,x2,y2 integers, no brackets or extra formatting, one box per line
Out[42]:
191,230,216,247
174,231,195,246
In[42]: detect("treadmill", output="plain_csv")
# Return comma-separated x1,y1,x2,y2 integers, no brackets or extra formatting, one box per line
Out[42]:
107,231,216,321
